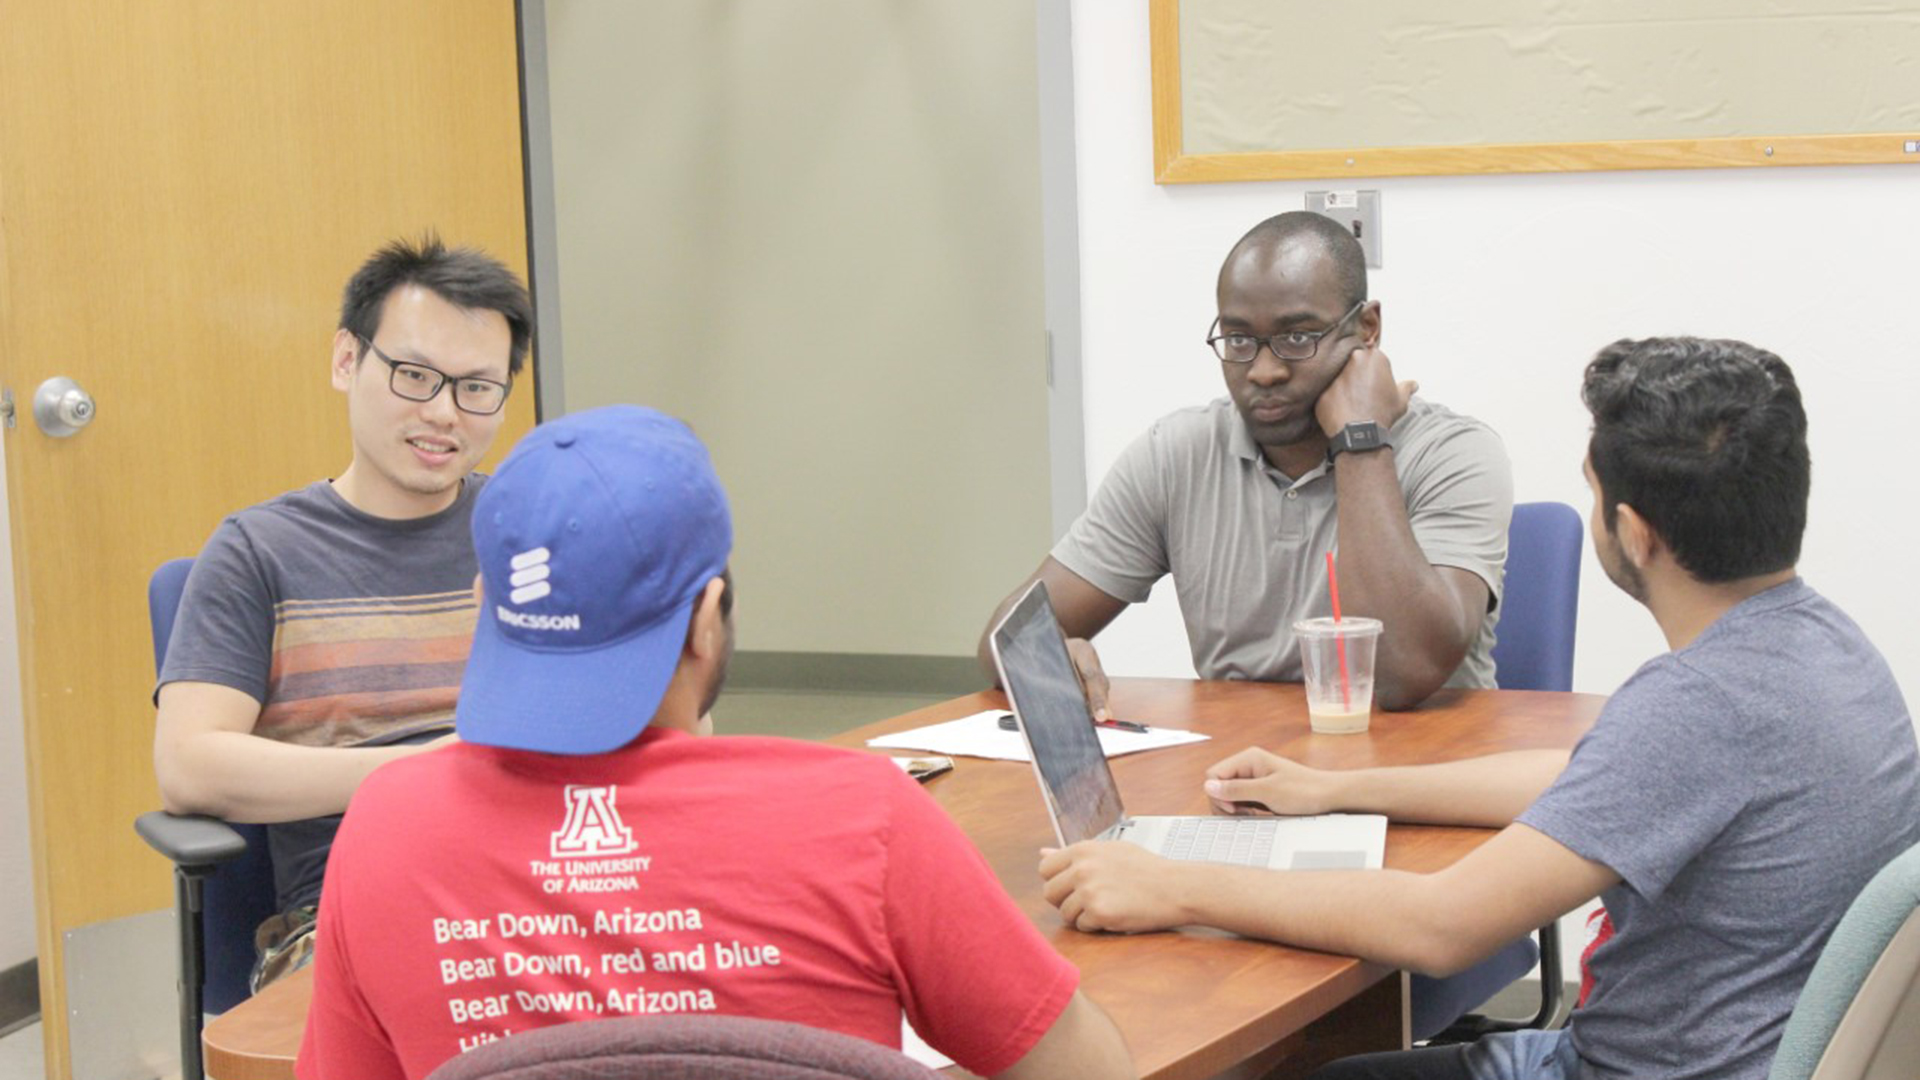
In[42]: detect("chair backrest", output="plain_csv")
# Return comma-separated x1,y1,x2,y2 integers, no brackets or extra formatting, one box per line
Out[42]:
1769,840,1920,1080
425,1015,944,1080
1490,502,1583,693
150,557,277,1014
148,557,196,675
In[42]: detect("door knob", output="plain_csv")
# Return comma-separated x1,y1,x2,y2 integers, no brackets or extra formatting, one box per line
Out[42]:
32,376,96,437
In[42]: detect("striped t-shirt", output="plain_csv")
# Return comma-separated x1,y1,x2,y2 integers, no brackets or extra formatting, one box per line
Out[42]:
163,478,484,748
160,476,485,911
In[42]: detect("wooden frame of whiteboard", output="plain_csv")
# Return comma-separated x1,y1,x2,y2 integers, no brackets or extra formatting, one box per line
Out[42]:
1148,0,1920,184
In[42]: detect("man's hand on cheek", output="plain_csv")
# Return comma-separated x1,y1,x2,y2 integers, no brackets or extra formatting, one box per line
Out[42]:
1316,343,1416,436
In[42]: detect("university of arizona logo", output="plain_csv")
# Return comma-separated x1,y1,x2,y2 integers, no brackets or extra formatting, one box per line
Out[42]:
551,785,637,858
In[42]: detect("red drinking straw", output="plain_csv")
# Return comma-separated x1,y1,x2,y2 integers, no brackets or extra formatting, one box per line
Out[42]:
1326,551,1352,710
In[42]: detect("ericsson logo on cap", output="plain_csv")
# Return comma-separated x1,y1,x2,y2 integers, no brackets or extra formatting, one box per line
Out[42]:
510,547,553,602
495,546,583,632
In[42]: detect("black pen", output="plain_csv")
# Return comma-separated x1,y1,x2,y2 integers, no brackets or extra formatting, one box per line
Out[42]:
998,711,1150,734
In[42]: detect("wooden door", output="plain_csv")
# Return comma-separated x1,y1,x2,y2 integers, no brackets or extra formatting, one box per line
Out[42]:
0,3,536,1074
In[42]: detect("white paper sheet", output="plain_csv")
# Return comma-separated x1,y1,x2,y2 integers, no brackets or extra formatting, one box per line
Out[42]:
867,709,1209,762
900,1015,955,1069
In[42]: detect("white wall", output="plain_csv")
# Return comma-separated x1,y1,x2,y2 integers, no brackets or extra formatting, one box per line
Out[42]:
1069,2,1920,709
0,436,37,970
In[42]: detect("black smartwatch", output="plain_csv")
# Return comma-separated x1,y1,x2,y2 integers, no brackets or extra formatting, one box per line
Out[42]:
1327,420,1390,459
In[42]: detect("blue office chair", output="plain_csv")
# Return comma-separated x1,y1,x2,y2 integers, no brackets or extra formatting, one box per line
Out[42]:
1488,502,1583,696
1769,839,1920,1080
1412,501,1584,1042
133,557,275,1080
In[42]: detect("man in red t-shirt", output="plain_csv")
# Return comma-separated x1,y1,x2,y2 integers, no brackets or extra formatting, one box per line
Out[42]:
295,406,1133,1080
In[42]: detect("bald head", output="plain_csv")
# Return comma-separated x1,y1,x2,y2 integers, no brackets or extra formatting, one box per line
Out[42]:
1219,211,1367,310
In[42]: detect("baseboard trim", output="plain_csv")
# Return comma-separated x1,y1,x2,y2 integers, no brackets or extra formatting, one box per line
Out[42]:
0,957,38,1038
728,652,985,696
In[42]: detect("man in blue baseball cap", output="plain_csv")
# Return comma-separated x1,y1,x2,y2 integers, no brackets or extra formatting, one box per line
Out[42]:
296,406,1133,1080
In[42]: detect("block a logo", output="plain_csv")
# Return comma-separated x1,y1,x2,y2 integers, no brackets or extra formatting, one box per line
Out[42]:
509,546,553,604
550,785,637,859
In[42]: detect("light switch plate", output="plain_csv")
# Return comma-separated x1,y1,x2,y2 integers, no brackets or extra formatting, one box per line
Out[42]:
1305,190,1381,269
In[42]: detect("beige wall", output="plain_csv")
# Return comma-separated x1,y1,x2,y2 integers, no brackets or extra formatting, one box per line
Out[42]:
543,0,1053,658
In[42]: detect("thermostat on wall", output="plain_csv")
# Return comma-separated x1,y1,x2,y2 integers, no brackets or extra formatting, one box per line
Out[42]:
1305,190,1381,269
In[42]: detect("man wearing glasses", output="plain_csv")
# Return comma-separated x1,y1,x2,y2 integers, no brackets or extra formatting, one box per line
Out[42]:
154,235,531,991
981,211,1510,714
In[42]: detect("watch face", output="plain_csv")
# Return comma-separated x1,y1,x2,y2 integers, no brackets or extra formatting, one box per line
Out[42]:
1332,422,1384,457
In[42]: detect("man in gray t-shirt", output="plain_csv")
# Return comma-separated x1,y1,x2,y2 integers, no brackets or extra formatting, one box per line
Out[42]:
980,211,1512,714
1039,337,1920,1080
1512,575,1919,1077
160,476,488,923
153,236,532,989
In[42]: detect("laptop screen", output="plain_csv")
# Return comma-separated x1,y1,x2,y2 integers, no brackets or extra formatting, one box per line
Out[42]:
990,581,1126,846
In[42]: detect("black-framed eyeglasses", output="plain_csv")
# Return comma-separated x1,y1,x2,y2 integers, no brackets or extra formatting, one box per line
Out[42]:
357,336,511,416
1206,300,1366,364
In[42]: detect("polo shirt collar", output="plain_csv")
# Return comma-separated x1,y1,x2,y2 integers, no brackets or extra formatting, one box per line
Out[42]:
1228,411,1332,486
1227,410,1264,463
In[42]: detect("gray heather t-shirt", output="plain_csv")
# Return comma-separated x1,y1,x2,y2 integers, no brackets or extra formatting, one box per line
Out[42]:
159,477,486,911
1052,396,1512,686
1519,578,1920,1080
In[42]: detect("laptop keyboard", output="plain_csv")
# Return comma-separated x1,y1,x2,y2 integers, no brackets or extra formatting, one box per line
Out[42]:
1160,817,1279,866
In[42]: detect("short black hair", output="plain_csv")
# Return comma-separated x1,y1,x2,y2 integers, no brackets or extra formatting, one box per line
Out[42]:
338,233,533,376
1223,211,1368,309
1582,337,1809,583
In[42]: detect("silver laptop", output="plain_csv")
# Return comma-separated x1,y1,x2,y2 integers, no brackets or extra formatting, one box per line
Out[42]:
989,581,1385,870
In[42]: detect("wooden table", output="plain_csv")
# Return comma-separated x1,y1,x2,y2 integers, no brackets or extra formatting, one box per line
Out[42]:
202,678,1603,1080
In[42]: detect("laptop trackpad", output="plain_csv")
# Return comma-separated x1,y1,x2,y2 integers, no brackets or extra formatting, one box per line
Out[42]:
1290,850,1370,870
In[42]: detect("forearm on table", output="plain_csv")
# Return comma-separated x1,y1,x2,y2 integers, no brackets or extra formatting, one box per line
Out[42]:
1324,750,1570,827
1169,862,1472,976
1331,452,1477,709
157,729,425,823
1170,819,1603,977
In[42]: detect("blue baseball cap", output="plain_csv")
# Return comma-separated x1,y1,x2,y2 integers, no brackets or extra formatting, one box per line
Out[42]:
456,405,732,754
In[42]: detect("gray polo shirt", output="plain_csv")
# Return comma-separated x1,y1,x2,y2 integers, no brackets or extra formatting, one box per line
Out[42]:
1052,396,1511,687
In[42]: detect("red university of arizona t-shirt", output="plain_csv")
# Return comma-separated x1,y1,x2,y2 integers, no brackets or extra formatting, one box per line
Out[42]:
295,729,1078,1080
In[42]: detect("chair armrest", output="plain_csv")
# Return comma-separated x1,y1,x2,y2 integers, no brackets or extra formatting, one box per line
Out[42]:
135,811,249,869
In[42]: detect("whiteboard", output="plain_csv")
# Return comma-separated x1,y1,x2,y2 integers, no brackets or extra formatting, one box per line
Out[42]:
1151,0,1920,181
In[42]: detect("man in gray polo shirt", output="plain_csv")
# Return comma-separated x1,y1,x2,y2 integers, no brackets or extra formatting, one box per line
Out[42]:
980,211,1511,713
